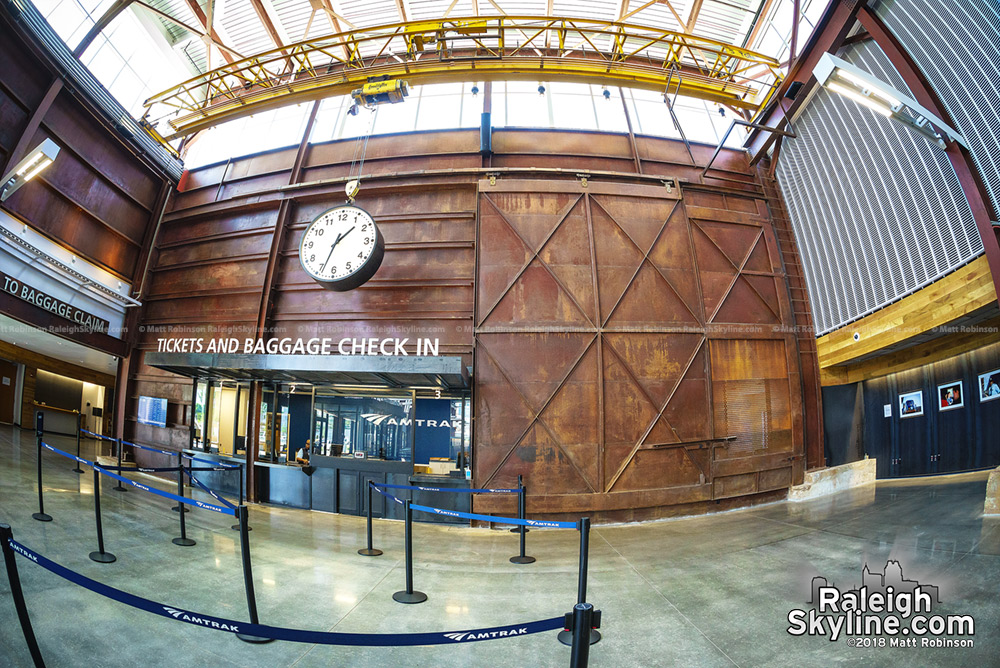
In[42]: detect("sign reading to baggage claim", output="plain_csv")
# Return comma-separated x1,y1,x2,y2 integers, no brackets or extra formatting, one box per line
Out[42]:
1,272,109,333
155,336,441,356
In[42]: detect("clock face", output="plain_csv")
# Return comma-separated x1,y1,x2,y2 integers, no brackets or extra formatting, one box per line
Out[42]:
299,205,385,291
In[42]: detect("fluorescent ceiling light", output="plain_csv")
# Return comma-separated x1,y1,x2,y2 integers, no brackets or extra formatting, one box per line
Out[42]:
1,139,61,201
812,53,967,150
827,82,893,117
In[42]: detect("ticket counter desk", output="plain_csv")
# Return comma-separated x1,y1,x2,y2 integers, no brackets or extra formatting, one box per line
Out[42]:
252,455,472,523
181,449,244,497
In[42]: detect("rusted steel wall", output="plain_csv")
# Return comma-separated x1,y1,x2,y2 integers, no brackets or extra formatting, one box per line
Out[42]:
135,126,814,518
473,175,805,522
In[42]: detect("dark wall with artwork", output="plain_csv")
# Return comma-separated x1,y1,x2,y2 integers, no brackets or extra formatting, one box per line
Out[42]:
861,341,1000,478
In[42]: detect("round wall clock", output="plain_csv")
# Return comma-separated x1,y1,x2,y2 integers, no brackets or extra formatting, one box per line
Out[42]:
299,204,385,291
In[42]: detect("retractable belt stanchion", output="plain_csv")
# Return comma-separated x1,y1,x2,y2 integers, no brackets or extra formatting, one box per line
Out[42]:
231,463,247,532
358,481,383,557
72,417,84,474
172,452,188,513
112,438,127,492
392,499,426,604
510,474,535,564
235,505,273,644
568,603,597,668
558,517,600,647
510,474,529,535
32,412,52,523
173,460,196,547
0,524,46,668
89,467,117,563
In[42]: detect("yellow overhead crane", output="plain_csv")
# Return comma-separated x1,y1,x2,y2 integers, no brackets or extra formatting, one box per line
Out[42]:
142,16,784,142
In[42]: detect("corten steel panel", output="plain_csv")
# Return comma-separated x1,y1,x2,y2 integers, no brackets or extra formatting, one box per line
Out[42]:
475,178,805,520
43,92,160,206
0,88,29,152
0,27,49,112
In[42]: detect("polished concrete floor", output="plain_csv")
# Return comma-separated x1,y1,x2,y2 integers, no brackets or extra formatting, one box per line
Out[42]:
0,426,997,668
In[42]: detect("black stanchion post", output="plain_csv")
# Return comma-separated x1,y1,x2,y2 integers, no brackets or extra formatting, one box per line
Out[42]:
89,468,116,563
510,475,535,564
559,518,600,646
112,438,127,492
0,524,46,668
172,453,188,513
72,416,84,474
173,462,196,547
358,481,383,557
235,505,273,644
32,412,52,523
231,464,248,532
569,603,596,668
392,499,426,604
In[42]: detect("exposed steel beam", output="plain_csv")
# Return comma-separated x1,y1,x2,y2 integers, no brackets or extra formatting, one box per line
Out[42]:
182,0,238,65
249,0,286,49
72,0,133,57
684,0,704,34
745,0,858,162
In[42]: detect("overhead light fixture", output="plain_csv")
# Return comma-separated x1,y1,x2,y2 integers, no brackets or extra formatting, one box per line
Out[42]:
813,53,966,150
1,139,60,202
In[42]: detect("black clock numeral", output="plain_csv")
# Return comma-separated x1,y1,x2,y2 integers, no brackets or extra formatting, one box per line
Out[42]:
315,228,324,236
331,266,336,274
346,262,352,271
309,254,315,262
362,224,367,231
358,252,363,259
364,237,371,245
306,241,314,249
338,212,348,221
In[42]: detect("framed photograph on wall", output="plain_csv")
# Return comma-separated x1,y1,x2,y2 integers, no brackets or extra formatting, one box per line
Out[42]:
937,381,963,411
899,390,924,418
978,369,1000,403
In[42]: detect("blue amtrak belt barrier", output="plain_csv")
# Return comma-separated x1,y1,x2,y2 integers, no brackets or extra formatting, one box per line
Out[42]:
80,428,114,441
95,464,236,517
125,440,176,458
410,503,576,529
5,536,564,646
371,485,405,505
41,441,94,468
182,453,240,469
372,482,519,494
184,469,237,510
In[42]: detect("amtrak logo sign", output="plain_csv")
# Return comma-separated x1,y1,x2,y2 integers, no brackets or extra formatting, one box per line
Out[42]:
162,606,242,632
362,413,458,430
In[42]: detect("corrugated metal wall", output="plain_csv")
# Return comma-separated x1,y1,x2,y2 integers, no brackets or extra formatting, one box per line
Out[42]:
775,39,982,335
877,0,1000,220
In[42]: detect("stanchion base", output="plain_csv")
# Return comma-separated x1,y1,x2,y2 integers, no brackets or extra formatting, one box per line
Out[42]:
358,548,383,556
393,590,428,604
510,555,536,564
113,485,128,492
171,506,190,513
72,467,84,474
32,512,53,522
557,629,601,646
89,551,117,564
172,537,197,547
509,528,530,533
236,633,275,644
231,524,251,531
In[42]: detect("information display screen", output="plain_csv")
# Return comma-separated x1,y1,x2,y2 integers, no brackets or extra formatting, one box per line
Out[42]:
137,396,168,428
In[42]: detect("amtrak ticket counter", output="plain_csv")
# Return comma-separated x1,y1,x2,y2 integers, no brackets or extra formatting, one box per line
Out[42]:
145,352,472,522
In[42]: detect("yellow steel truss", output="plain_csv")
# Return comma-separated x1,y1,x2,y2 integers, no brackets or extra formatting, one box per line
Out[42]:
143,16,784,140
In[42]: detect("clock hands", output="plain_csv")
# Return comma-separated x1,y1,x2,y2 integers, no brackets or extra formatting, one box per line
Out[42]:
320,226,356,273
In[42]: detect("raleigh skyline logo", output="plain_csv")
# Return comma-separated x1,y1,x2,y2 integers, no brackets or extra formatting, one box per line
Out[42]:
787,560,974,648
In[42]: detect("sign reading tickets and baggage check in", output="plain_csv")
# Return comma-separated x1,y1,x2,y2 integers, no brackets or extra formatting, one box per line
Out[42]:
0,271,110,333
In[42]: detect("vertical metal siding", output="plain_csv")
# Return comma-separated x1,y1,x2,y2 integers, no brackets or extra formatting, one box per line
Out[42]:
775,40,981,335
877,0,1000,222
